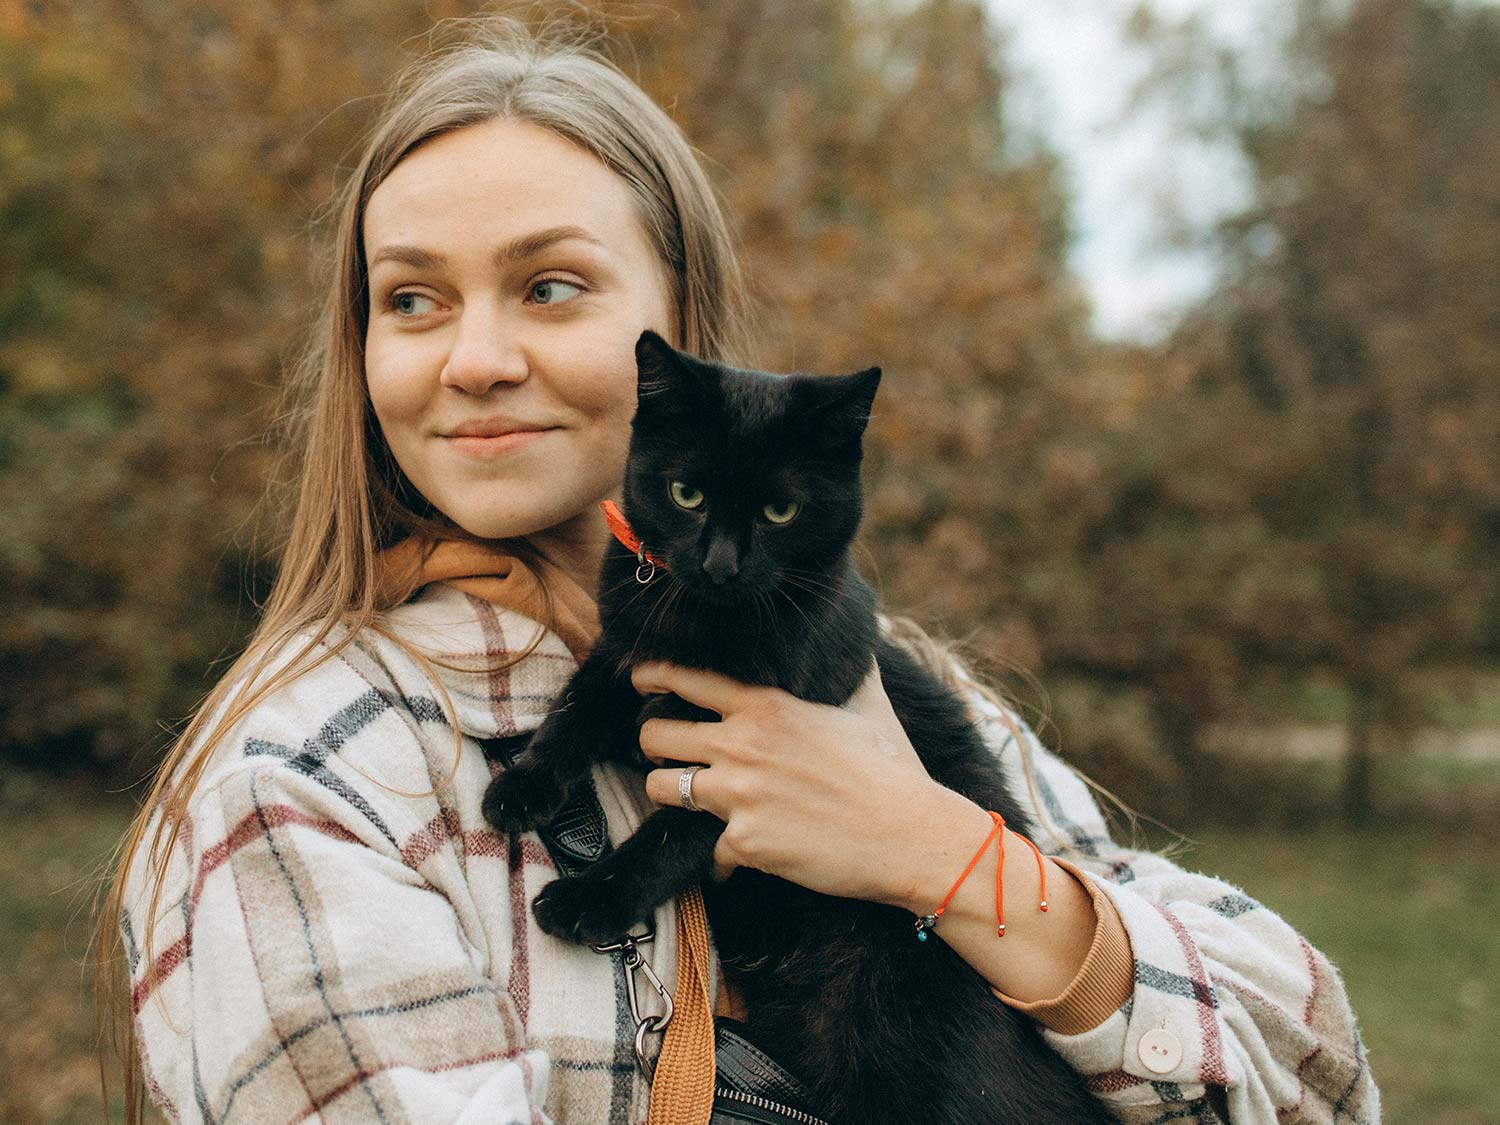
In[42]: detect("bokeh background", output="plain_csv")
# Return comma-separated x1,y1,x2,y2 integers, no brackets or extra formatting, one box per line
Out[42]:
2,0,1496,1120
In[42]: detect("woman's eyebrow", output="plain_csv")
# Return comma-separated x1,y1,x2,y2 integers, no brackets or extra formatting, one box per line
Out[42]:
368,225,608,271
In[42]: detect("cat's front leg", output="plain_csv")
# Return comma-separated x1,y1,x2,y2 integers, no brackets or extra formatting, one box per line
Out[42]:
532,807,724,943
483,652,619,833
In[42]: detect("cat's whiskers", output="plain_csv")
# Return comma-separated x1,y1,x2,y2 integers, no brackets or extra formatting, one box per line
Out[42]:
772,584,816,635
754,588,778,640
622,575,683,667
609,564,673,619
659,581,686,632
778,575,843,616
781,567,846,595
599,570,646,599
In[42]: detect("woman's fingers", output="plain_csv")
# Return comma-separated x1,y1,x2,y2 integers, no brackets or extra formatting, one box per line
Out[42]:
632,661,748,716
709,842,736,883
843,659,920,762
645,764,722,817
638,717,715,764
846,660,886,711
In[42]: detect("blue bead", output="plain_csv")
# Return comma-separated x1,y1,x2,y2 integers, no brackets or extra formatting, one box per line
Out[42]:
917,930,928,942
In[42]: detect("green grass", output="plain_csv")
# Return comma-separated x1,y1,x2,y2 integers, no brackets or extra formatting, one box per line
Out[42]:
1182,822,1499,1124
0,772,145,1124
1207,754,1500,824
2,771,1494,1122
1257,665,1500,727
1391,753,1500,796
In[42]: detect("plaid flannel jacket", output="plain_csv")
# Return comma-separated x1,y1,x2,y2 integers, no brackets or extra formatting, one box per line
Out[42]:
123,583,1379,1123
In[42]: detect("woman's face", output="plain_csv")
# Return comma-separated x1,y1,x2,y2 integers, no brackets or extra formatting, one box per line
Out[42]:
363,117,674,561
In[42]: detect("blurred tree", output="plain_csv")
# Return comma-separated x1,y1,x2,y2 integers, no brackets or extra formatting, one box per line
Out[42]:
632,0,1089,637
1,0,1090,774
1126,0,1500,820
0,0,475,770
0,12,178,768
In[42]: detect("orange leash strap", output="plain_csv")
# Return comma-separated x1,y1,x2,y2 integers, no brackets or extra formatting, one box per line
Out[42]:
647,886,716,1125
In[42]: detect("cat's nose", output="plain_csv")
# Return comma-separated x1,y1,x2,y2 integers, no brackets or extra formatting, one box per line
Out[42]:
703,537,740,584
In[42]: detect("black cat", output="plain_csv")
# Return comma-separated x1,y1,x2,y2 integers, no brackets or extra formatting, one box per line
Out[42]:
483,331,1111,1124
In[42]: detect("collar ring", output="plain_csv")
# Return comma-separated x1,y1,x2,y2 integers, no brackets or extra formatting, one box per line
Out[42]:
635,546,657,584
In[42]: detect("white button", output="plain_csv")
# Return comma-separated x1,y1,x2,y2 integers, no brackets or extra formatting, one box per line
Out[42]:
1138,1028,1183,1074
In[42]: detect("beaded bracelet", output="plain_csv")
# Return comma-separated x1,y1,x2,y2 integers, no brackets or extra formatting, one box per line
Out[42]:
915,811,1050,941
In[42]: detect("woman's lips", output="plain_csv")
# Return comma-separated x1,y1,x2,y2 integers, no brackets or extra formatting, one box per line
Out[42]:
445,428,557,456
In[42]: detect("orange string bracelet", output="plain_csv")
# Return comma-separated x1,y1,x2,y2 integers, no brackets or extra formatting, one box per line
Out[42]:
914,812,1003,942
916,811,1052,942
1016,829,1050,914
995,814,1007,935
994,825,1050,936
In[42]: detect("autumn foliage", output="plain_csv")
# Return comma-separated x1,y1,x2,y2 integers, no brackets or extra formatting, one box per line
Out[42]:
2,0,1497,822
1117,0,1500,818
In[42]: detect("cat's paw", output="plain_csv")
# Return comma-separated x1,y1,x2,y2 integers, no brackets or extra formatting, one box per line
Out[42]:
532,872,646,945
483,768,565,834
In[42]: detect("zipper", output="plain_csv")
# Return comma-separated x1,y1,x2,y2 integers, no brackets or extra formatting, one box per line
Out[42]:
712,1084,831,1125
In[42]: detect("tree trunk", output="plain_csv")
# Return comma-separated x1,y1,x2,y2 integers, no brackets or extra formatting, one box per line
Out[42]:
1154,696,1207,816
1343,677,1378,825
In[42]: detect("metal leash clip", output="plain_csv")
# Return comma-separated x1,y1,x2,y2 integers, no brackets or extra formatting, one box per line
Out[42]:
592,923,672,1079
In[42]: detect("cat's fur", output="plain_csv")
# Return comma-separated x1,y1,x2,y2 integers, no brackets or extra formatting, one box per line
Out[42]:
483,331,1110,1124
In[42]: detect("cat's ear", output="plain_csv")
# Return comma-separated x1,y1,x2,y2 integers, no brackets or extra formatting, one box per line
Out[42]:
634,330,679,389
801,366,882,441
635,330,712,403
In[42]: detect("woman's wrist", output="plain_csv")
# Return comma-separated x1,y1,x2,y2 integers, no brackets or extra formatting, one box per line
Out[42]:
885,786,1101,1005
991,856,1135,1033
880,782,998,914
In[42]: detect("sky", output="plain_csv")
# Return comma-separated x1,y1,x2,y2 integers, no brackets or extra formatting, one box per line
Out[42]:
983,0,1264,341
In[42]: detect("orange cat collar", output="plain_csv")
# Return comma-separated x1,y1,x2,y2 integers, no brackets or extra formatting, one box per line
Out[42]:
600,500,669,580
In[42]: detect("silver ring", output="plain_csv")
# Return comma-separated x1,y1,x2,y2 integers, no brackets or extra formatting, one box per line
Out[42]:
677,765,705,812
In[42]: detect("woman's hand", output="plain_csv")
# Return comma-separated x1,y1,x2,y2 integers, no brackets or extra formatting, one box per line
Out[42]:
634,660,971,908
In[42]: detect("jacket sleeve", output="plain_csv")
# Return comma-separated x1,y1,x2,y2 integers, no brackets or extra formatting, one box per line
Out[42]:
958,674,1381,1125
123,759,552,1125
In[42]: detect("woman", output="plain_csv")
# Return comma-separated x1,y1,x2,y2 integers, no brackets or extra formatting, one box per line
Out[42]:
99,18,1379,1125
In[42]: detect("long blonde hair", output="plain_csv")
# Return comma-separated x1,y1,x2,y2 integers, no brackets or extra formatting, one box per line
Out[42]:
94,15,754,1121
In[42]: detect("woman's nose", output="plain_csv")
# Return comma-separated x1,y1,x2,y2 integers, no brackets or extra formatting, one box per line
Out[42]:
439,302,529,394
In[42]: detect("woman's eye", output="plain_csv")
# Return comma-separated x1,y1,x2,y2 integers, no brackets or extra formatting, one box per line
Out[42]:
762,500,800,525
389,291,437,317
670,481,705,510
530,279,582,305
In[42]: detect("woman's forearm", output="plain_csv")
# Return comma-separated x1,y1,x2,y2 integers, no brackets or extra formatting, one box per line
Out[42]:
883,783,1109,1006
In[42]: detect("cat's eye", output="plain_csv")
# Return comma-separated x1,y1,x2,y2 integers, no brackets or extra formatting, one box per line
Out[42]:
762,500,800,525
670,481,705,510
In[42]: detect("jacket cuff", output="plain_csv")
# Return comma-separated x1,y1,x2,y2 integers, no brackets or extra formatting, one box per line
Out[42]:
991,856,1134,1034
